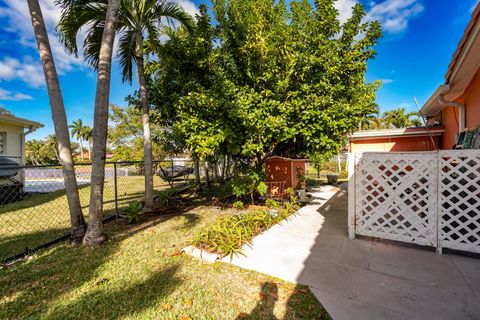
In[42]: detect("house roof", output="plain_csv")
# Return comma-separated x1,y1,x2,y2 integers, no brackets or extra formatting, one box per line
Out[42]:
349,127,445,141
0,113,44,130
420,3,480,117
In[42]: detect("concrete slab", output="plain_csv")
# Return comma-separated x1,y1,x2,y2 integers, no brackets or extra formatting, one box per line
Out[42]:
220,185,341,283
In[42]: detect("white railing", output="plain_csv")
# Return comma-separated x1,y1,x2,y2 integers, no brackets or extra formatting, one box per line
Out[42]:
348,150,480,254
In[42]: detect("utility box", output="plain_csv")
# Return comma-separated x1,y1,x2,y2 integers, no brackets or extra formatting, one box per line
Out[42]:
264,157,306,198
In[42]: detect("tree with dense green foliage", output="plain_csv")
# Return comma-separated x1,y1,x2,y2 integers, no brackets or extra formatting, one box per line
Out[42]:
146,0,381,173
108,104,165,161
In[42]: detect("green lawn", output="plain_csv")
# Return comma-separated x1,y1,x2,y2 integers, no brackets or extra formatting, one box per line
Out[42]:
0,174,179,262
0,194,330,319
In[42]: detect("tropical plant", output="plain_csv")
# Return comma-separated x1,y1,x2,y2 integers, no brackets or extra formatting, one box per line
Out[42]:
83,125,93,161
382,108,423,128
156,188,177,207
69,119,86,161
232,200,244,210
57,0,121,245
265,198,279,209
295,167,306,190
193,209,281,259
120,201,144,223
27,0,86,244
256,182,268,198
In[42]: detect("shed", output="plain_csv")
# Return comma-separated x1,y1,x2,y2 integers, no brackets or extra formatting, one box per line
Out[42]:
265,156,307,197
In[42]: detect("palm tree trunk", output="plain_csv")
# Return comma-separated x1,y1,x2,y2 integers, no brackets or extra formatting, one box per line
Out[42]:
79,137,85,162
27,0,86,244
136,53,154,210
88,143,92,161
83,0,120,246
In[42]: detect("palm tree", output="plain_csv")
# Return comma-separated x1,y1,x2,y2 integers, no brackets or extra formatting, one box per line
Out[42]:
83,125,93,161
27,0,86,244
69,119,86,161
57,0,121,245
45,134,60,162
383,108,422,128
58,0,194,211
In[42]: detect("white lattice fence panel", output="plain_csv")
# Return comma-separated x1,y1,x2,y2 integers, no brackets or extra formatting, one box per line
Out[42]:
439,150,480,254
355,153,438,246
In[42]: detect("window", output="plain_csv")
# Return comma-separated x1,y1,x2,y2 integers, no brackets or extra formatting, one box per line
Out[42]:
0,132,6,154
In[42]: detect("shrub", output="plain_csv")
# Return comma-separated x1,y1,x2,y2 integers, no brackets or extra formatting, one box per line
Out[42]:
193,208,296,259
232,200,244,209
156,188,177,207
265,198,280,209
256,182,268,197
339,170,348,180
120,201,144,224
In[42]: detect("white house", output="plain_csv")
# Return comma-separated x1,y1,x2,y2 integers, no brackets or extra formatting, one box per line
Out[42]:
0,110,43,165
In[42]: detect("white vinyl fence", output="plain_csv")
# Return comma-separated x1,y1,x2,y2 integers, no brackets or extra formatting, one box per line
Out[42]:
348,150,480,254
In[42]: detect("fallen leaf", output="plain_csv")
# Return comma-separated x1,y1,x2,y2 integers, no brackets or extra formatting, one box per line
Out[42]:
180,316,192,320
237,312,249,318
171,251,183,257
161,303,173,311
184,299,193,307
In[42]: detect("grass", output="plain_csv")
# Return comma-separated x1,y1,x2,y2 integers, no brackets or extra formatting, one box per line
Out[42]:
0,193,330,319
0,174,180,262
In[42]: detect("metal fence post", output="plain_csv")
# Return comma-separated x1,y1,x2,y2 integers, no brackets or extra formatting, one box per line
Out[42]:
114,162,119,219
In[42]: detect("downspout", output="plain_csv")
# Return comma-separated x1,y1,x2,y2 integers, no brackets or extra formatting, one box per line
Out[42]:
437,94,465,131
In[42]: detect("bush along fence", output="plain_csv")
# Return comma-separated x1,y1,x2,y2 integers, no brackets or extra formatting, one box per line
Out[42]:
0,158,204,263
348,150,480,255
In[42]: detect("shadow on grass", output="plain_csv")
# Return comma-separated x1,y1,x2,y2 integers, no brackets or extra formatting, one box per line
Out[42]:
0,209,197,319
44,264,181,319
235,282,330,320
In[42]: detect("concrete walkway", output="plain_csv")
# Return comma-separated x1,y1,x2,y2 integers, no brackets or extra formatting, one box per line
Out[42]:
224,185,480,320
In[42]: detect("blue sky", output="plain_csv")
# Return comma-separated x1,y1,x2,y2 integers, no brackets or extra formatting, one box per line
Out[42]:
0,0,478,141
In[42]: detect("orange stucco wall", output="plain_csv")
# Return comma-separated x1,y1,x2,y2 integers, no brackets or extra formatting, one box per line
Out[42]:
350,136,439,152
440,106,460,149
465,74,480,129
440,73,480,149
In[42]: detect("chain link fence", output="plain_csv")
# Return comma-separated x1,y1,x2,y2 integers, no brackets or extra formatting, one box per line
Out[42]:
0,158,198,263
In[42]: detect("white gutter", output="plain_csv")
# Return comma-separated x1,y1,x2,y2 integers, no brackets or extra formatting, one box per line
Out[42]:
438,94,466,131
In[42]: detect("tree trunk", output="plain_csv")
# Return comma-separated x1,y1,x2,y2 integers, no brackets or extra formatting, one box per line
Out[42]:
136,53,154,211
193,156,201,189
27,0,86,244
79,137,85,162
83,0,119,246
88,143,92,161
204,162,210,188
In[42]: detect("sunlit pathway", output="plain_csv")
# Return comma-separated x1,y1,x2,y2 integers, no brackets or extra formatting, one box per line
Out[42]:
221,185,342,282
223,185,480,320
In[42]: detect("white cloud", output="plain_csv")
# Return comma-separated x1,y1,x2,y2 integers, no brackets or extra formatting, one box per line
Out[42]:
0,58,45,88
334,0,424,33
380,78,394,84
367,0,424,33
174,0,200,18
0,0,83,75
0,87,34,101
334,0,358,24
